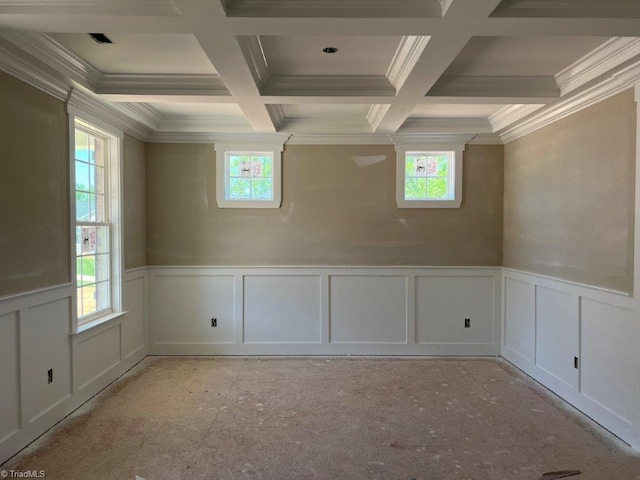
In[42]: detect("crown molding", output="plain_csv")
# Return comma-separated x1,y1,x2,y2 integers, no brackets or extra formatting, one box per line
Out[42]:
467,133,503,145
148,132,291,144
225,0,442,17
265,104,285,129
67,88,154,140
556,37,640,95
0,36,69,101
490,0,640,18
499,61,640,143
390,133,475,145
278,117,373,134
429,75,560,98
237,35,270,88
386,36,430,91
366,104,391,131
397,117,493,134
262,75,396,97
112,102,162,130
284,134,393,145
488,104,545,132
96,74,229,96
0,1,181,16
158,115,252,133
0,32,101,89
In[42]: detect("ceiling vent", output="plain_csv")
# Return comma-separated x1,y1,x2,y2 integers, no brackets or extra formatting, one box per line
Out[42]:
88,33,113,44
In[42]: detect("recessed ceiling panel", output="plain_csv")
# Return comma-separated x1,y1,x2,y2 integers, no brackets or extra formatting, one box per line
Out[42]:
443,36,609,77
491,0,640,18
50,34,217,75
410,104,504,119
282,104,371,119
260,35,402,76
150,103,244,117
226,0,443,18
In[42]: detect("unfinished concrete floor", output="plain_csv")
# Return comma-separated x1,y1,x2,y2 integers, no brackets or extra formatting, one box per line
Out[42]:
3,357,640,480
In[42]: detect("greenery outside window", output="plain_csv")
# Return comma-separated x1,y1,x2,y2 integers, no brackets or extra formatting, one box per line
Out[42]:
69,109,123,329
215,143,283,208
396,144,464,208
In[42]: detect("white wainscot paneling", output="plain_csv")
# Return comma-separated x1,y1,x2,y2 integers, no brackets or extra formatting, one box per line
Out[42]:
152,275,235,344
21,297,72,423
244,275,321,344
416,276,494,344
0,311,20,442
330,276,407,343
580,298,636,440
535,286,578,390
74,324,121,391
504,277,535,363
122,276,146,359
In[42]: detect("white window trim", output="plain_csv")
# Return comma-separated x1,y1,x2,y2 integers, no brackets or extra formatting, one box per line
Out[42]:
214,143,283,209
395,143,464,209
67,106,124,334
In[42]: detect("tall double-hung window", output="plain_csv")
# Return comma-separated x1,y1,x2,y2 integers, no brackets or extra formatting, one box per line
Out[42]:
70,110,123,328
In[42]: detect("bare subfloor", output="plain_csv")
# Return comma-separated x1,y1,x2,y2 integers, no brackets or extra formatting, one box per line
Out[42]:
3,357,640,480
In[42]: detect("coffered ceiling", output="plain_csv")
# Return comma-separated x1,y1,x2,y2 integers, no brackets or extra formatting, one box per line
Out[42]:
0,0,639,143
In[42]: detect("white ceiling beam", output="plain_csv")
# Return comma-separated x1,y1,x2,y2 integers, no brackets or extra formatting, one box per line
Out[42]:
477,18,640,37
373,0,505,133
428,76,560,99
0,14,191,33
182,1,278,132
261,76,395,97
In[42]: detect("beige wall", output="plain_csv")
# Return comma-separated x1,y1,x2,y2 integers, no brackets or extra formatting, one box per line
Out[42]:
504,89,636,292
123,134,147,269
0,71,70,296
146,143,503,266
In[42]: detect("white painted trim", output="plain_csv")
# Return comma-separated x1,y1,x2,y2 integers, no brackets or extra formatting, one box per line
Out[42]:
262,75,395,97
502,267,639,449
386,36,430,91
489,104,545,133
96,74,229,96
158,115,251,133
366,104,391,131
265,104,285,129
429,75,560,99
397,118,493,134
284,134,393,145
467,133,503,145
499,62,640,143
556,37,640,95
236,35,270,88
0,36,69,102
394,143,464,208
214,143,284,209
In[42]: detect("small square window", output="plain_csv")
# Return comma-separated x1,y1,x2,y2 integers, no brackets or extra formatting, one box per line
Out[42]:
396,144,464,208
215,144,283,208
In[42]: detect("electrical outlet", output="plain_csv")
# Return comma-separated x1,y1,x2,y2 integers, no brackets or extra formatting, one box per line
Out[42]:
47,368,53,384
464,318,471,328
211,318,217,328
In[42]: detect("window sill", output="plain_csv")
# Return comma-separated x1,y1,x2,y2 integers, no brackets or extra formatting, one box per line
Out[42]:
75,311,127,335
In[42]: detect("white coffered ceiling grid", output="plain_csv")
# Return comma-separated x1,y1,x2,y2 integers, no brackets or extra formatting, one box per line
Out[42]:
0,0,639,142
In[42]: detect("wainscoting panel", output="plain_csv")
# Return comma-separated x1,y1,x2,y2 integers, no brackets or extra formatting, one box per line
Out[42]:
244,275,321,344
151,274,236,345
330,275,407,344
504,276,535,364
535,286,578,390
416,275,495,344
0,311,20,444
0,268,148,465
21,296,72,424
148,267,501,356
502,268,638,448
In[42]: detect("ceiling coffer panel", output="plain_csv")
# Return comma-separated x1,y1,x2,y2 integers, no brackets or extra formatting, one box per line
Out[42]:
491,0,640,18
225,0,444,18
